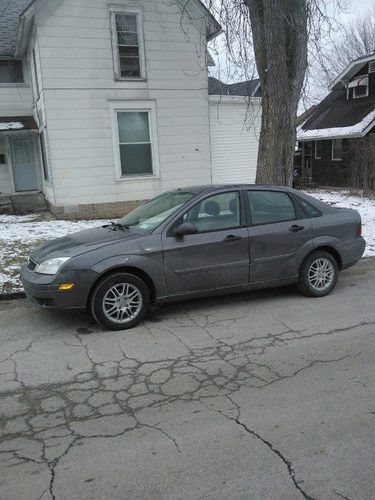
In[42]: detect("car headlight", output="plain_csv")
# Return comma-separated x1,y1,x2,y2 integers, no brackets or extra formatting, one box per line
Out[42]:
35,257,71,275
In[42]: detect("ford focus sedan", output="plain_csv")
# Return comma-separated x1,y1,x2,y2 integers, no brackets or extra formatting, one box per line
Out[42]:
21,185,366,330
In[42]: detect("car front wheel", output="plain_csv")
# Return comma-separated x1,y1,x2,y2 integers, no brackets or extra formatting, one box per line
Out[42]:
298,250,339,297
90,272,150,330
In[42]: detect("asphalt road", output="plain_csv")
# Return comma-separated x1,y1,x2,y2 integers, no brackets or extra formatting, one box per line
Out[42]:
1,259,374,500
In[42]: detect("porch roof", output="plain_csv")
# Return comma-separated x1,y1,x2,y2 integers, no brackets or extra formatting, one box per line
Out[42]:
0,116,38,133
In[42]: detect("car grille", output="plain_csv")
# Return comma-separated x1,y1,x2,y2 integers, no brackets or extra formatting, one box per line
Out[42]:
28,258,37,271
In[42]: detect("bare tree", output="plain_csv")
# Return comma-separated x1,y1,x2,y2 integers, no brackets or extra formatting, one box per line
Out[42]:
315,6,375,89
246,1,308,185
205,0,348,185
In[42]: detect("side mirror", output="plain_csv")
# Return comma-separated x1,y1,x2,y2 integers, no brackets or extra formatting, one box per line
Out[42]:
174,222,198,237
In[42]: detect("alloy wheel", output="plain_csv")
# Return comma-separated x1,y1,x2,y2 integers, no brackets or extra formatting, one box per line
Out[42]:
308,257,335,291
102,283,143,324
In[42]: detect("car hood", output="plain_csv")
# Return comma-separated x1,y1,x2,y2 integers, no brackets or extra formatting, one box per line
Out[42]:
30,226,140,263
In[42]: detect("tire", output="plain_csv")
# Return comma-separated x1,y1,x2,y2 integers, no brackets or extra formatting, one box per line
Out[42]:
298,250,339,298
90,272,150,330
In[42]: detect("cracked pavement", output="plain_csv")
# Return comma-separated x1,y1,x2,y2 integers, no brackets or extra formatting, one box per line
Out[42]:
1,259,374,499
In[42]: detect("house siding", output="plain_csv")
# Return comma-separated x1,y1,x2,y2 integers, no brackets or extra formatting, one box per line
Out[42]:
34,0,212,212
0,85,33,117
209,99,261,184
308,139,352,186
303,133,375,188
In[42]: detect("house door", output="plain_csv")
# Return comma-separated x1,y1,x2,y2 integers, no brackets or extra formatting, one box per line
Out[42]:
10,136,39,192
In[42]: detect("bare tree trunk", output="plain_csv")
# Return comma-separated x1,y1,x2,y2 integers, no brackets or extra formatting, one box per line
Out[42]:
245,0,308,185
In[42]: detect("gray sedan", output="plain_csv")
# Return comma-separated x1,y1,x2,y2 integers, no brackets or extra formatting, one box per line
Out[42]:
21,185,366,330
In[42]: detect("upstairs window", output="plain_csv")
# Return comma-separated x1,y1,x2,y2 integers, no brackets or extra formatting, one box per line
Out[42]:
368,60,375,73
349,75,369,99
111,10,145,79
332,139,342,161
0,60,24,84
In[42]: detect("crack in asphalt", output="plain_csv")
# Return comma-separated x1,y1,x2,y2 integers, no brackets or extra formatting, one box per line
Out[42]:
198,350,361,500
48,460,57,500
334,491,351,500
0,310,372,497
232,418,315,500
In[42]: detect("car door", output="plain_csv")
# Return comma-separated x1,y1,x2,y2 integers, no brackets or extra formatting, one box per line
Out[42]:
247,190,313,283
162,190,250,295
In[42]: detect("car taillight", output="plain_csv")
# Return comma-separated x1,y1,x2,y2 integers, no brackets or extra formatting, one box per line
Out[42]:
356,222,362,237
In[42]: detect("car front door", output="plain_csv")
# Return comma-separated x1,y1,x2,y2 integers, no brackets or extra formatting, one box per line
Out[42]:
162,191,250,295
247,190,313,283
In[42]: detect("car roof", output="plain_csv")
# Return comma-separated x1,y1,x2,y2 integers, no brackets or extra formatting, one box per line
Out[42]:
175,184,294,194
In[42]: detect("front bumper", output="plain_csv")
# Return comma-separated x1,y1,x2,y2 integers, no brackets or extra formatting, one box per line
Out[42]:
20,265,98,310
340,237,366,270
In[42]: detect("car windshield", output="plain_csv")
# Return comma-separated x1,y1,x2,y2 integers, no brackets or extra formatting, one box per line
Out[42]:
117,190,197,233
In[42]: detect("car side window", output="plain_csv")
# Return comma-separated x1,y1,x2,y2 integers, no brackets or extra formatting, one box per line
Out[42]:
299,198,322,218
247,190,296,225
171,191,241,234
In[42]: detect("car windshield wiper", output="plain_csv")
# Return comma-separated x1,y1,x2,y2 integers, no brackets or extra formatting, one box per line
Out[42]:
102,221,129,231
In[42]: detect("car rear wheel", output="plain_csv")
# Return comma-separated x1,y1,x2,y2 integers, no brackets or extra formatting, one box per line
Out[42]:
298,250,339,297
90,272,150,330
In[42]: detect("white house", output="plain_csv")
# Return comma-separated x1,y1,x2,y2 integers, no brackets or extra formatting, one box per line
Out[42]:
0,0,261,217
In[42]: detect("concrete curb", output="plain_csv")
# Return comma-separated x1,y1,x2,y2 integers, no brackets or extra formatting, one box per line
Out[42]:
0,292,26,301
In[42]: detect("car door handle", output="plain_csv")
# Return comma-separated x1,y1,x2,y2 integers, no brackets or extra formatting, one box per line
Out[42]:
223,235,242,243
289,225,305,233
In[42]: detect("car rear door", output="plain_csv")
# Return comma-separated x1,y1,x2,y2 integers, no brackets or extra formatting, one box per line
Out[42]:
162,190,250,295
246,190,313,283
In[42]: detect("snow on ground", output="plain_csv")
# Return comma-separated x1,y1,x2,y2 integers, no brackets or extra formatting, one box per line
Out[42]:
308,190,375,257
0,217,109,294
0,189,374,294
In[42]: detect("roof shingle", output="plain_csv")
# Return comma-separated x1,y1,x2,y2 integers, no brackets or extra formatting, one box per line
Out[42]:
208,76,261,97
0,0,33,56
300,89,375,131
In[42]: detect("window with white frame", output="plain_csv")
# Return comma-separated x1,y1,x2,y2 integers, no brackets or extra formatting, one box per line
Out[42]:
111,9,145,79
332,139,342,161
315,140,322,159
111,103,158,178
349,75,369,98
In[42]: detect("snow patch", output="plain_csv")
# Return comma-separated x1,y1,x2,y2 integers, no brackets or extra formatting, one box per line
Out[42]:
307,190,375,257
297,109,375,140
0,122,24,131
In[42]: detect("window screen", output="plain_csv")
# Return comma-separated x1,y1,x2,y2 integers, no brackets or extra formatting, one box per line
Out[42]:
115,13,141,78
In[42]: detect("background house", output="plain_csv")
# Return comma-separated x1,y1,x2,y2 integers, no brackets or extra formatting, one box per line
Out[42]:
0,0,261,216
296,53,375,190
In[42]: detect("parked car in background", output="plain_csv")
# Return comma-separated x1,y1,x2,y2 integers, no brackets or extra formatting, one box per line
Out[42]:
21,185,366,330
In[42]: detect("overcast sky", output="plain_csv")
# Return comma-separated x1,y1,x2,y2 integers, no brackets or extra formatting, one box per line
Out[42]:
209,0,374,109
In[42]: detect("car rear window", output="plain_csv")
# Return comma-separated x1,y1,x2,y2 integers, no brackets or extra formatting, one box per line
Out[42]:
247,190,296,225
